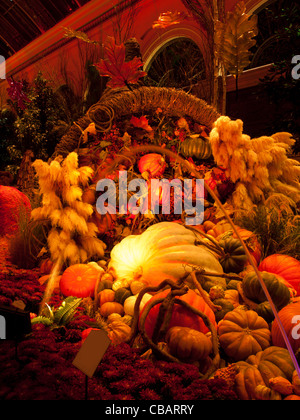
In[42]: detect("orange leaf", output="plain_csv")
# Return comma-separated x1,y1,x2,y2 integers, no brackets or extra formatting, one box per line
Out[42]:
95,37,147,88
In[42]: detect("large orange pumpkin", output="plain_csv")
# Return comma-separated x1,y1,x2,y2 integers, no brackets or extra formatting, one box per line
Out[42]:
141,289,217,339
271,301,300,353
59,264,100,298
259,254,300,296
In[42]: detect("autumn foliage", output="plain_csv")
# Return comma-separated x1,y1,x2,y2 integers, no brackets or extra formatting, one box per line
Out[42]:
95,37,147,88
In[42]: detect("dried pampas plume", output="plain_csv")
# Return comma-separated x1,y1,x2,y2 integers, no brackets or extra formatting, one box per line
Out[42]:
31,152,106,265
209,116,300,215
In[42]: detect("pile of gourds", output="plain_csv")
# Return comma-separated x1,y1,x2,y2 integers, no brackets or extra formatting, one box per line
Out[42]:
41,220,300,400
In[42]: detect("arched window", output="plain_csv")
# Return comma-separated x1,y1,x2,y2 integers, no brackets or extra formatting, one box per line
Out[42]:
145,38,206,92
249,0,300,68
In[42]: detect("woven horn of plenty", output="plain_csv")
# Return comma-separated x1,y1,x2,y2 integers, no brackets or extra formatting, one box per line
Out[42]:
53,86,220,158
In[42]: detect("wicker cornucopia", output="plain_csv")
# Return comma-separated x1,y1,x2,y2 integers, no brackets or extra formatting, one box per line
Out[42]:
52,86,220,158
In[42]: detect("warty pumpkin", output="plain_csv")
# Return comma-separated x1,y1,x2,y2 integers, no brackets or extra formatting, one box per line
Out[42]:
218,309,271,361
235,346,295,400
238,346,295,384
166,326,212,362
106,321,131,345
108,221,224,288
213,298,235,322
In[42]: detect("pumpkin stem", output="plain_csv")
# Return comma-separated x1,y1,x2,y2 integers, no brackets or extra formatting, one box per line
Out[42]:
152,286,189,344
126,278,183,346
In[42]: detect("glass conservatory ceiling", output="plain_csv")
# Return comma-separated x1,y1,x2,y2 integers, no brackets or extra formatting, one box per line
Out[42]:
0,0,93,58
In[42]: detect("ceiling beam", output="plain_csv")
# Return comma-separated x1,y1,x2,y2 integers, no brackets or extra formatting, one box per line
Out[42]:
14,1,45,34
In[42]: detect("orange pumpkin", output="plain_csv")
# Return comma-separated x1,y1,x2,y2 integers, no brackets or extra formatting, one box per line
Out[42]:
99,301,124,317
106,321,131,345
166,326,212,362
141,289,217,339
271,301,300,353
59,264,100,298
98,289,115,306
218,309,271,361
284,395,300,400
292,370,300,395
138,153,166,177
259,254,300,296
235,347,295,399
206,220,232,238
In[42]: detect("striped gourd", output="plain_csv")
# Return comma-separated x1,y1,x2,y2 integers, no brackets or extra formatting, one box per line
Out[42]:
181,135,212,160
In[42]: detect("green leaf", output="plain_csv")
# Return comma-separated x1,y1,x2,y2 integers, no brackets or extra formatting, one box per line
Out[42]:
31,316,53,326
53,296,82,326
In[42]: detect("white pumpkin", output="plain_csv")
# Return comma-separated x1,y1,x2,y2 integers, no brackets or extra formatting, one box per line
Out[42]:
123,293,152,316
108,222,223,288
